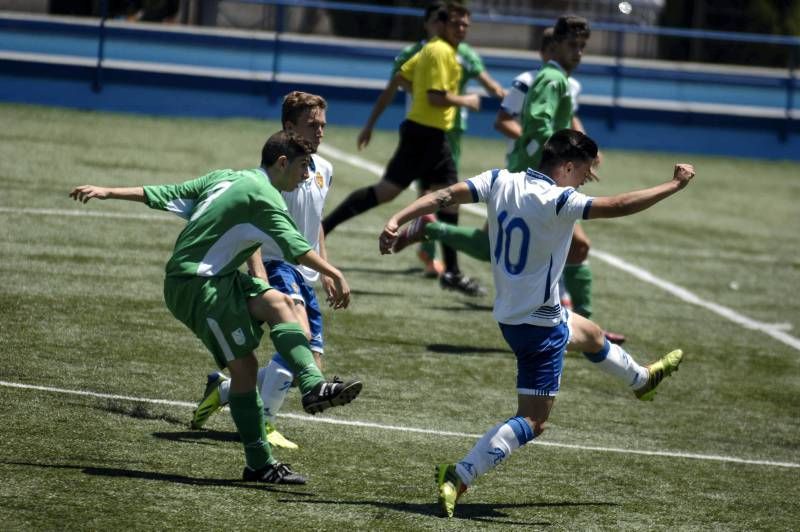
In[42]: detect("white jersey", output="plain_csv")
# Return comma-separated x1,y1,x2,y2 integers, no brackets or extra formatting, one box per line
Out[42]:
466,168,593,327
500,66,581,159
260,153,333,283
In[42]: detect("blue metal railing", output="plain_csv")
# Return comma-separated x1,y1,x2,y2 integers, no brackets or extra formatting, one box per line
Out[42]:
85,0,797,133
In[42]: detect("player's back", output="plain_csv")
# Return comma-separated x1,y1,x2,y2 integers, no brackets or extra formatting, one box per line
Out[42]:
160,169,301,278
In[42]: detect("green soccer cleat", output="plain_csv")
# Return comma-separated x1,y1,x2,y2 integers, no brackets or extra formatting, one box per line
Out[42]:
190,371,228,429
634,349,684,401
436,463,466,518
266,420,298,450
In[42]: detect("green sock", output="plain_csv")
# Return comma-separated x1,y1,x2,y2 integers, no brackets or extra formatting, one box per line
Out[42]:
425,222,491,262
419,239,437,261
564,262,593,318
270,322,324,394
228,389,273,470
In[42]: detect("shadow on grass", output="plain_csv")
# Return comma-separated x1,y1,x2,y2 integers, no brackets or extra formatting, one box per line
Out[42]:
345,334,505,357
3,461,312,495
432,301,494,312
341,265,421,276
95,400,187,426
283,498,617,524
426,344,508,356
152,430,240,444
350,288,406,297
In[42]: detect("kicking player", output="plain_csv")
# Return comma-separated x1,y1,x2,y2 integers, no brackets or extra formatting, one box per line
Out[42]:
379,129,693,516
190,91,337,450
357,1,504,279
70,130,362,485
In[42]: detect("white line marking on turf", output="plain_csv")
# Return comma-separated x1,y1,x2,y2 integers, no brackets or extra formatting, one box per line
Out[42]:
590,250,800,351
2,380,797,470
317,144,800,352
0,206,176,222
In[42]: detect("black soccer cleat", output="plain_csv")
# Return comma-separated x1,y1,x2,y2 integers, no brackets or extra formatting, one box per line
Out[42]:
440,272,487,297
301,377,363,415
242,462,307,484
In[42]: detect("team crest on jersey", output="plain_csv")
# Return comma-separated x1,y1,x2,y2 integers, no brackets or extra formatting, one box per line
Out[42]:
231,328,246,346
292,282,300,293
315,171,324,189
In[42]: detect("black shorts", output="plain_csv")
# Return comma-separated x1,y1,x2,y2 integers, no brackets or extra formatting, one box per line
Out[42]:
383,120,458,189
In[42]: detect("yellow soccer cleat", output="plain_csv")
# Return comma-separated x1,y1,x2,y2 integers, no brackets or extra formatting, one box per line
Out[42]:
190,371,228,429
265,421,298,450
634,349,684,401
436,463,466,518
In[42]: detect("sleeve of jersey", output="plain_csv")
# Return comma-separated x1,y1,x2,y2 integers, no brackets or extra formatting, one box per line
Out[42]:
392,43,418,75
554,188,594,222
424,47,450,92
500,82,526,115
142,173,215,219
523,78,563,145
460,44,485,77
399,51,420,82
258,207,313,264
465,169,495,203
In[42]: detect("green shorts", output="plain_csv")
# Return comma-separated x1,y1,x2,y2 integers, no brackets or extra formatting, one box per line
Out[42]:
163,271,271,369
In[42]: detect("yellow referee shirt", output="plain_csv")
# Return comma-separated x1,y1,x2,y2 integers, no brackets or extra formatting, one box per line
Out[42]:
400,37,462,131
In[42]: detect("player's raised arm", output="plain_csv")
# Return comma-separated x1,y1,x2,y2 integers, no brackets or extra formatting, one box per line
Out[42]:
69,185,145,203
379,182,473,254
587,163,695,219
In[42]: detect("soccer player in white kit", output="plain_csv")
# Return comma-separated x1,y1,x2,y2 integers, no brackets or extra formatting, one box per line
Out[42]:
190,92,338,450
380,129,694,517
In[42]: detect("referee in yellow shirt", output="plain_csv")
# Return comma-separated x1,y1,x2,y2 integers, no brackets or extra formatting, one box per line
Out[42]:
323,2,484,295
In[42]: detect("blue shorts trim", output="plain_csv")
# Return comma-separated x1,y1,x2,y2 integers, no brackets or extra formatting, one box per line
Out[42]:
265,260,324,353
499,321,569,396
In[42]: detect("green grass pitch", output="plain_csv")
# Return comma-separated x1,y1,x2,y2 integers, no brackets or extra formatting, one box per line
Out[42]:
0,103,798,530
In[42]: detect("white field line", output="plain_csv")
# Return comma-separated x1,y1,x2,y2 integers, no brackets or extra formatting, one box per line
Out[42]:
2,379,797,469
317,143,800,352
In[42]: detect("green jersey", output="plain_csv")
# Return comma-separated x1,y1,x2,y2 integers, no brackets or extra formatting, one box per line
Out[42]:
392,40,484,132
507,62,573,172
143,168,312,278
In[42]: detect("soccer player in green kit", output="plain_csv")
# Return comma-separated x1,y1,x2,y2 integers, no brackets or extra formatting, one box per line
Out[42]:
69,131,362,484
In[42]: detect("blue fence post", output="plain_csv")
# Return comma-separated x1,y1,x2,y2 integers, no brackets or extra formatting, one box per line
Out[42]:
270,2,285,102
92,0,108,93
783,45,797,142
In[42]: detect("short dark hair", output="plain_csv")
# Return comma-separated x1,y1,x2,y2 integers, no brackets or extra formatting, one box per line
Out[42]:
281,91,327,128
260,130,313,168
539,129,598,171
424,1,446,22
553,15,591,41
446,2,470,18
540,27,555,52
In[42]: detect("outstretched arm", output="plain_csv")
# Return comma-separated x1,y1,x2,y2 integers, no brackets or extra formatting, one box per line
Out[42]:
379,182,473,254
477,70,506,99
69,185,145,203
587,164,695,219
296,249,350,310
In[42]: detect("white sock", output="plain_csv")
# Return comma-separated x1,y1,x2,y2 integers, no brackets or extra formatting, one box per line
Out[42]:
218,378,230,405
584,340,648,389
454,417,535,486
258,354,294,424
